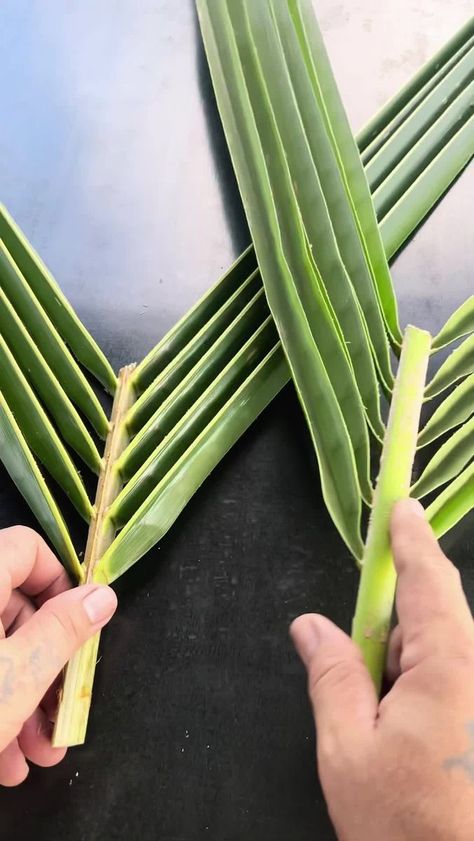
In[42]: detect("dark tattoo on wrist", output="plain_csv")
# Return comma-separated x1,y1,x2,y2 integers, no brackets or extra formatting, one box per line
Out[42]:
444,722,474,783
0,657,14,704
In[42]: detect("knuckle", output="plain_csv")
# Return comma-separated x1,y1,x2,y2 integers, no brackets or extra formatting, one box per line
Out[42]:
5,526,48,568
46,605,83,646
8,525,40,549
39,568,71,603
418,654,474,695
8,525,36,539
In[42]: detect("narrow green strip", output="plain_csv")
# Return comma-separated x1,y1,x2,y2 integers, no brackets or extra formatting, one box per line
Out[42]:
0,205,117,394
418,374,474,447
432,295,474,351
427,462,474,538
412,417,474,499
358,17,474,153
0,390,83,581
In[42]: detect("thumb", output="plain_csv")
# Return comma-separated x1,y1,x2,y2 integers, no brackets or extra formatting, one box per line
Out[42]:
291,614,377,739
2,585,117,729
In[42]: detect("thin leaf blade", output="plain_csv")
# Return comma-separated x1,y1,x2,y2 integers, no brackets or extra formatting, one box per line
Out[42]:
120,289,271,479
0,241,110,438
380,115,474,259
0,205,117,394
425,333,474,399
110,317,279,524
412,417,474,499
364,45,474,191
247,0,388,427
127,268,264,432
0,336,93,521
132,245,258,392
358,18,474,156
287,0,402,345
432,295,474,351
97,344,288,583
0,286,102,473
0,390,83,580
264,0,393,397
373,82,474,221
427,462,474,538
197,0,366,553
418,374,474,447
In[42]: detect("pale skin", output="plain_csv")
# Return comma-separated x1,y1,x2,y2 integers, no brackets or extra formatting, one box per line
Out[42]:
1,503,474,841
0,526,117,786
292,498,474,841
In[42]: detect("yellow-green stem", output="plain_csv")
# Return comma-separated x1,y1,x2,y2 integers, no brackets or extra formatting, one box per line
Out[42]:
352,325,431,691
52,365,136,747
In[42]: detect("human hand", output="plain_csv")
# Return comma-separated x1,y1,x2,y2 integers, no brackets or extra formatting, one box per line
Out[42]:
0,526,117,786
291,499,474,841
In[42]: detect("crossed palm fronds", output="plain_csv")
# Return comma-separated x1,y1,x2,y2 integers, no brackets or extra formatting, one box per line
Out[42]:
0,8,473,745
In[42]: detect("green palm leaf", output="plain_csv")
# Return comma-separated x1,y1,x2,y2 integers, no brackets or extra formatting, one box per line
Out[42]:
425,333,474,398
0,390,82,580
432,295,474,351
0,336,93,521
364,45,474,190
267,1,393,395
0,241,109,437
412,417,474,499
358,17,474,158
128,267,264,431
0,205,117,394
285,0,402,346
197,0,368,552
110,316,279,526
372,82,473,220
1,8,471,747
418,374,474,447
0,285,102,473
132,244,257,391
380,115,474,257
257,1,391,417
2,13,461,588
196,0,473,694
98,343,288,583
427,462,474,538
119,289,270,480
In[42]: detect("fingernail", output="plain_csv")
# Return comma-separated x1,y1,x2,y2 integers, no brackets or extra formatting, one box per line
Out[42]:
83,586,117,625
398,498,426,519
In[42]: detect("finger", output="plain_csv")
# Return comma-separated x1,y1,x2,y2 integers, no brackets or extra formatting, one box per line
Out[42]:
0,527,70,615
2,591,35,636
0,739,29,787
41,677,62,724
18,708,66,768
391,499,474,667
385,625,402,684
1,584,117,735
290,614,377,750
